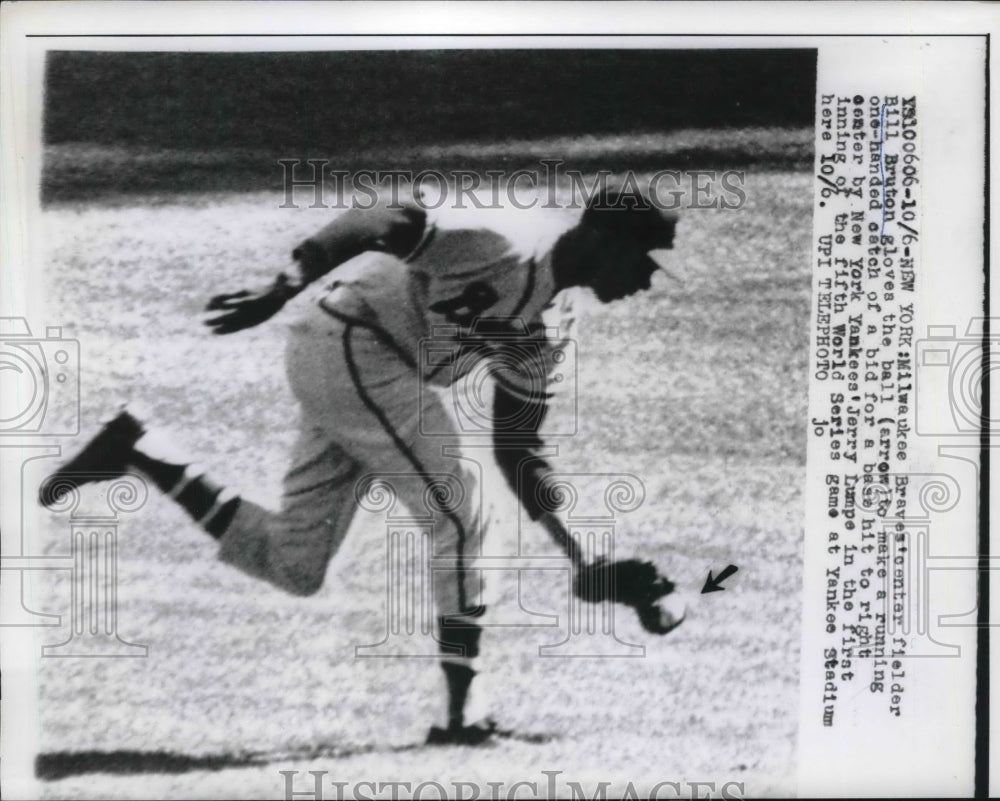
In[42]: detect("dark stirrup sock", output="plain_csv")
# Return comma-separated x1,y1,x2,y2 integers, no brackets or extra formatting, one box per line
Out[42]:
129,435,241,540
440,661,476,728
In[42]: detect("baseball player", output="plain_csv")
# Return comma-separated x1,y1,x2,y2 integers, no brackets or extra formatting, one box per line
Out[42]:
40,180,684,745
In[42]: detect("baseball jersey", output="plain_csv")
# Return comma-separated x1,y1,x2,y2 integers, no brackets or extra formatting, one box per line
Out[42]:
297,197,576,399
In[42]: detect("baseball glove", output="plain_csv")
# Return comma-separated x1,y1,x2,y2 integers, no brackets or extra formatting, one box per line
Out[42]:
573,558,683,635
204,272,301,335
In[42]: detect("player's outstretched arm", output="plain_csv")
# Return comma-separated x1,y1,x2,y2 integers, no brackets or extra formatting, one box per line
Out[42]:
204,272,304,334
204,193,427,335
292,195,427,284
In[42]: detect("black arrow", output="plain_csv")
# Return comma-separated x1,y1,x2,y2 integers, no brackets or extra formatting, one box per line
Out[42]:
701,564,739,594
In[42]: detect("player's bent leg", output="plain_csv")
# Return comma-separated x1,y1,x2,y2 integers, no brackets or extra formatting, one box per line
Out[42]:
217,426,359,596
39,407,358,598
214,500,332,596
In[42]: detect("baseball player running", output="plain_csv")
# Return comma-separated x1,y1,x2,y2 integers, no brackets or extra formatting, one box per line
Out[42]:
40,180,684,745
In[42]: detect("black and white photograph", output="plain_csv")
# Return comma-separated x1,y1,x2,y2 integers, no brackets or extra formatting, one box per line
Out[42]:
0,3,992,799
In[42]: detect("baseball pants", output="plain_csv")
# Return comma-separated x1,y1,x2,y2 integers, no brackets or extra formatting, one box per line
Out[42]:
216,299,487,636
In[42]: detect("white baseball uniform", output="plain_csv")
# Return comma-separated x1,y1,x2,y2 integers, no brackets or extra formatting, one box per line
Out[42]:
217,200,572,644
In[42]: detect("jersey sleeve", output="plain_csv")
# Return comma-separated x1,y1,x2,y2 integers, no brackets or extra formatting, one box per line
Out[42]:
487,320,554,407
292,195,427,285
490,297,576,520
490,293,576,405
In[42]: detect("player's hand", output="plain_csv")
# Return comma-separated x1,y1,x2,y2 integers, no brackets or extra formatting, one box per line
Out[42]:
573,557,685,635
204,273,300,334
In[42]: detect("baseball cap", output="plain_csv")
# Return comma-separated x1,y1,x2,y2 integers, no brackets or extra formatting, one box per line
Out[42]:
581,179,678,251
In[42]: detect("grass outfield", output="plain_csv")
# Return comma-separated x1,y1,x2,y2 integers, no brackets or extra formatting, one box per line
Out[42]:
31,169,811,798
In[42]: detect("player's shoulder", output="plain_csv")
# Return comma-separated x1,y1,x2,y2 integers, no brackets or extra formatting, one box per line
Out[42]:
427,202,572,259
337,187,428,258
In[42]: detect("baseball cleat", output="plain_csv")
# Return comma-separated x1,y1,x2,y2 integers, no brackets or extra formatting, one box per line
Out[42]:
38,408,145,508
425,717,498,746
